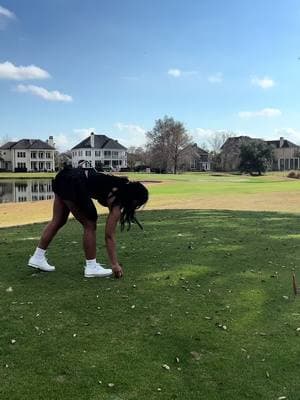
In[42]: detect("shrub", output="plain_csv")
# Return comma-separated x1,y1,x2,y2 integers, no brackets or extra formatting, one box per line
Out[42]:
288,171,296,178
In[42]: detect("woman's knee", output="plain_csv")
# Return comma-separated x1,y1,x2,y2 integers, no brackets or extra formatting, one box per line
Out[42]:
52,216,68,230
83,219,97,231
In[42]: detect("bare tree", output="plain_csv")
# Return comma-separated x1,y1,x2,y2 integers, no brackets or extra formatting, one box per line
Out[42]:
146,116,192,173
127,146,148,169
0,134,12,146
208,131,236,154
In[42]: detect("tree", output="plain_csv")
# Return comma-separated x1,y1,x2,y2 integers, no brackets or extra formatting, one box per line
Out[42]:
54,150,72,170
207,131,235,154
239,140,273,176
127,146,148,170
0,134,11,146
146,116,192,174
208,131,236,171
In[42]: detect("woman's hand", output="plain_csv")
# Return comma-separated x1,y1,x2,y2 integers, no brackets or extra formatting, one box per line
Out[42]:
112,263,123,279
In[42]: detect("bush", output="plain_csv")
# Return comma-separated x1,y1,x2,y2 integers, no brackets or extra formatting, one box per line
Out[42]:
288,171,296,178
287,171,300,179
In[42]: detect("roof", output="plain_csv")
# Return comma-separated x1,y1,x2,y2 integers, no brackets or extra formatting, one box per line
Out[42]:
0,139,54,150
72,134,127,150
266,139,298,148
0,141,17,149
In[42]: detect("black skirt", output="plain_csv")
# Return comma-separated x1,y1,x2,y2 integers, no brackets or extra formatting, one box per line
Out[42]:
52,168,98,221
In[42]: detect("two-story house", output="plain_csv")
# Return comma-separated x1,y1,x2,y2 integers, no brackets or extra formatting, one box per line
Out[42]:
220,136,300,171
71,132,127,170
181,143,212,171
266,137,300,170
0,136,55,172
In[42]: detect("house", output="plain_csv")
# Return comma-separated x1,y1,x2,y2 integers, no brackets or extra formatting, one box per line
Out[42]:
0,136,55,172
0,180,54,203
181,143,212,171
266,137,300,171
220,136,257,171
71,132,127,170
220,136,300,171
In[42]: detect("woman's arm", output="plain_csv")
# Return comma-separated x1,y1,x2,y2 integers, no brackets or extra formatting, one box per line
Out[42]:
105,205,123,278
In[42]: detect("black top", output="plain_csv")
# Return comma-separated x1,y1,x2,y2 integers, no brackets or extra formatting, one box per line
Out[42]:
52,167,129,206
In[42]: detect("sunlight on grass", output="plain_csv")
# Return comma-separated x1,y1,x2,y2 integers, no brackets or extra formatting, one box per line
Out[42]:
146,264,211,284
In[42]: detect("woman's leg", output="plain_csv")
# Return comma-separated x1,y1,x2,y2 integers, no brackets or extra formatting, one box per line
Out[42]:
63,199,97,260
38,194,70,250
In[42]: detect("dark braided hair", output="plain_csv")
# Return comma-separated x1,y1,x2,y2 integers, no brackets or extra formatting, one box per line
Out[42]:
112,181,149,231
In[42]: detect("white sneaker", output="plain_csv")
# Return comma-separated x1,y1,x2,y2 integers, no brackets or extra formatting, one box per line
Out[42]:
84,263,112,278
28,255,55,272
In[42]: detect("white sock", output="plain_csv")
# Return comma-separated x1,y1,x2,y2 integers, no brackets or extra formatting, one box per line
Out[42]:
86,258,97,267
33,247,46,259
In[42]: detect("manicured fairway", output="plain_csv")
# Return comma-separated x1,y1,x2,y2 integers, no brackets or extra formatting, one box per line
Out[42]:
1,209,300,399
1,172,300,227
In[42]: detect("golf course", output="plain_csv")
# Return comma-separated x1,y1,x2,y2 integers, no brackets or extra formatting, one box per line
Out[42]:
1,172,300,399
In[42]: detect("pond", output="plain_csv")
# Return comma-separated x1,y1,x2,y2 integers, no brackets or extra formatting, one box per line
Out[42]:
0,179,54,204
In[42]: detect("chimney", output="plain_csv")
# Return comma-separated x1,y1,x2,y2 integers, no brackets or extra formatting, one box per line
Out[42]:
47,136,55,148
90,132,95,148
279,137,284,148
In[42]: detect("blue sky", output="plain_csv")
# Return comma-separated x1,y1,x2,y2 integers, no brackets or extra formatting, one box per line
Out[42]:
0,0,300,151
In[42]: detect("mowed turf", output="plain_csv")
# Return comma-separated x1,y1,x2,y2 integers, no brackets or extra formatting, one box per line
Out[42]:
1,172,300,227
1,209,300,399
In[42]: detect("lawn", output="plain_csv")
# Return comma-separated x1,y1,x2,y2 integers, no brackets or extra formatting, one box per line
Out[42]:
2,172,300,227
1,209,300,399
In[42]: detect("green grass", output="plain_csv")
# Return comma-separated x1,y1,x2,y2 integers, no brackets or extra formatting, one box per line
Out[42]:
1,209,300,399
0,172,55,179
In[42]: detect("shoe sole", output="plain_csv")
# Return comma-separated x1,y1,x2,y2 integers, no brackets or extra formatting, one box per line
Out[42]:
28,263,55,272
84,272,112,278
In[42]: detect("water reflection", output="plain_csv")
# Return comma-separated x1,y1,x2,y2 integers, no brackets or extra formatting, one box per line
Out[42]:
0,179,54,203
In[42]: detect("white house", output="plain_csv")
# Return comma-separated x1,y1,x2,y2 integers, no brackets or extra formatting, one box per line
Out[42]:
0,136,55,172
71,132,127,170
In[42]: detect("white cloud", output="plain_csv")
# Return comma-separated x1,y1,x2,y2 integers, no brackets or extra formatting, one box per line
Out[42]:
167,68,199,78
114,122,147,147
16,84,73,102
238,108,282,118
168,68,182,78
0,61,50,80
274,128,300,145
0,5,16,29
208,72,223,83
251,76,275,89
73,128,96,140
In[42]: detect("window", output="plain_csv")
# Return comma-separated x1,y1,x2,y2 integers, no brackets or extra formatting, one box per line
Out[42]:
46,152,51,159
86,150,91,156
95,151,101,157
285,159,289,170
295,159,299,169
31,152,37,158
17,162,26,168
17,152,26,158
290,159,294,169
104,150,111,157
38,152,44,159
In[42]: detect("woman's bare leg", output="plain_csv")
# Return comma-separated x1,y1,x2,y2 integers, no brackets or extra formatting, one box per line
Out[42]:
63,200,97,260
38,195,70,250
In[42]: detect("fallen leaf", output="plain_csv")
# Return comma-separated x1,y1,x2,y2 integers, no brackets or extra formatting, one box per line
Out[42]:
190,351,202,360
162,364,170,370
